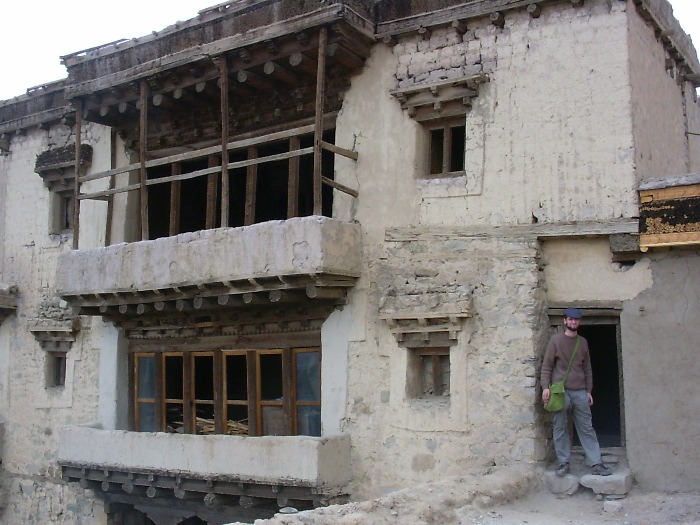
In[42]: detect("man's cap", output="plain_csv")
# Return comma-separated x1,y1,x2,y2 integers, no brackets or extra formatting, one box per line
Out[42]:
563,308,583,319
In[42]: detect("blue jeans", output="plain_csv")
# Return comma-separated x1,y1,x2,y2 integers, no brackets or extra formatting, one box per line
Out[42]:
552,389,603,466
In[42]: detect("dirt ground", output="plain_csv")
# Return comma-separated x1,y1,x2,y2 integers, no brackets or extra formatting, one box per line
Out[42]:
249,465,700,525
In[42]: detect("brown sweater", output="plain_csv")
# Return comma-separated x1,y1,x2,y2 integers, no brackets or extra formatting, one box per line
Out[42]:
540,332,593,392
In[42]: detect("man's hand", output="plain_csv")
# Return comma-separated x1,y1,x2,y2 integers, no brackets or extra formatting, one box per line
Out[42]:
542,388,550,404
587,393,594,406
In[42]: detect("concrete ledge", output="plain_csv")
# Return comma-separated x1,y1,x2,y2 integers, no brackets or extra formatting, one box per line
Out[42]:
58,424,351,489
56,217,362,296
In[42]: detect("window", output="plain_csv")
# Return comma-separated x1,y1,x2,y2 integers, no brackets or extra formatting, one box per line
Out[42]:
51,192,74,233
133,347,321,436
427,120,466,177
408,347,450,398
46,351,67,388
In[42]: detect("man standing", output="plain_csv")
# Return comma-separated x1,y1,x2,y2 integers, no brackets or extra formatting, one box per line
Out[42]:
541,308,612,477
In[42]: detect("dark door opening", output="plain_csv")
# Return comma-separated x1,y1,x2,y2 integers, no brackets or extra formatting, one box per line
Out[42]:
576,323,622,447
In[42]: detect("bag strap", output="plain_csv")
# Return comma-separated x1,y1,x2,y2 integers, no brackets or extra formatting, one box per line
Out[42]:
561,336,581,385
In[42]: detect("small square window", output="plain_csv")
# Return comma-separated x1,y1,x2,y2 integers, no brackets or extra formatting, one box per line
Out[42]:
47,352,67,388
409,348,450,398
427,121,466,177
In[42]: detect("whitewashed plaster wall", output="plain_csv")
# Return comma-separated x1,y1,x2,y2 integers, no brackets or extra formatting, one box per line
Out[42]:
628,2,693,180
542,239,653,302
390,2,638,226
0,123,113,524
332,0,644,497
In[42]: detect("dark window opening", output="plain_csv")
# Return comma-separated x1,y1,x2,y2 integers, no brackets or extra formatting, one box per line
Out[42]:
428,122,466,177
148,130,336,236
47,352,67,388
407,347,450,398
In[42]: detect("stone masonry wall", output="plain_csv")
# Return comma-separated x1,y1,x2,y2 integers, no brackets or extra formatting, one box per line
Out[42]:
0,123,112,524
340,233,549,498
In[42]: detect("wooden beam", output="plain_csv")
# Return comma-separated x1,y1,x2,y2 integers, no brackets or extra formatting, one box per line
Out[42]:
288,52,317,76
287,136,300,218
244,147,257,225
263,61,299,85
169,163,181,236
220,55,230,228
236,70,270,91
320,140,358,161
206,155,219,229
72,99,83,249
313,27,328,216
139,80,149,241
326,42,363,71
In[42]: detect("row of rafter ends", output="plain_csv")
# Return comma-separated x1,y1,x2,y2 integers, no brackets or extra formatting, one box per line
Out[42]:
376,0,587,39
61,464,343,505
62,275,357,309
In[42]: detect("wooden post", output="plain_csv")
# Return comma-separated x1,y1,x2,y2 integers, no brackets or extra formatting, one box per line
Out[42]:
206,155,219,229
244,147,257,225
72,99,83,249
313,27,328,216
214,350,224,434
139,80,150,241
220,56,230,227
169,163,181,236
287,136,300,218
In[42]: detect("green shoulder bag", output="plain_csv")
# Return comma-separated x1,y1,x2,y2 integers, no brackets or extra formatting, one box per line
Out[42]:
544,336,580,413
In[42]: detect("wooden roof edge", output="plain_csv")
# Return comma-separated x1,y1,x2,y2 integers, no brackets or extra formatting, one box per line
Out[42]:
374,0,558,39
62,6,352,100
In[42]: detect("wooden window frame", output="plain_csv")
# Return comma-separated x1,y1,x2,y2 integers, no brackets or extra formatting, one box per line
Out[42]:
413,347,450,398
46,351,67,388
131,346,321,437
425,119,466,179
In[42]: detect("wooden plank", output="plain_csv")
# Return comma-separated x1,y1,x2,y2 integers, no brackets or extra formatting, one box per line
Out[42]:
313,27,328,216
72,99,83,250
288,136,300,218
442,124,451,174
155,353,164,432
213,350,225,435
282,348,293,435
139,80,149,241
321,176,358,198
206,155,219,229
247,350,258,436
385,219,640,242
639,183,700,202
169,163,181,236
245,147,258,226
639,232,700,250
220,56,230,228
320,140,358,161
77,123,319,185
183,352,194,434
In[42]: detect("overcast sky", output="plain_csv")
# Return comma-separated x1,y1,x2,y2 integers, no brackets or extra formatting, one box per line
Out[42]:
0,0,698,101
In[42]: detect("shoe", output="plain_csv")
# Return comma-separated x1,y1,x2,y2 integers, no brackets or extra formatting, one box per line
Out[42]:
555,463,570,477
592,463,612,476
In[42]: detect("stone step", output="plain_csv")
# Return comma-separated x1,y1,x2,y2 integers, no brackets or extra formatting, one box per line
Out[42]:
545,463,634,498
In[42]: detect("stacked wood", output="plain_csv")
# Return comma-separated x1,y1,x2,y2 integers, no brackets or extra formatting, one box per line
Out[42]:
168,417,249,435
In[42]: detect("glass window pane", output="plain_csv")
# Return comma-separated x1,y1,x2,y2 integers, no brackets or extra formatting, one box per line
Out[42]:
297,406,321,436
261,405,287,436
138,402,157,432
226,354,248,401
260,353,283,401
137,356,156,399
296,351,320,402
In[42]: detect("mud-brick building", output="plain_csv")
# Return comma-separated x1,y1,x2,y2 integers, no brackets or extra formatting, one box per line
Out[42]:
0,0,699,523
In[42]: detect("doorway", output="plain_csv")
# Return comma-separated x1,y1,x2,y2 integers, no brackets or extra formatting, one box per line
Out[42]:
577,323,622,447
